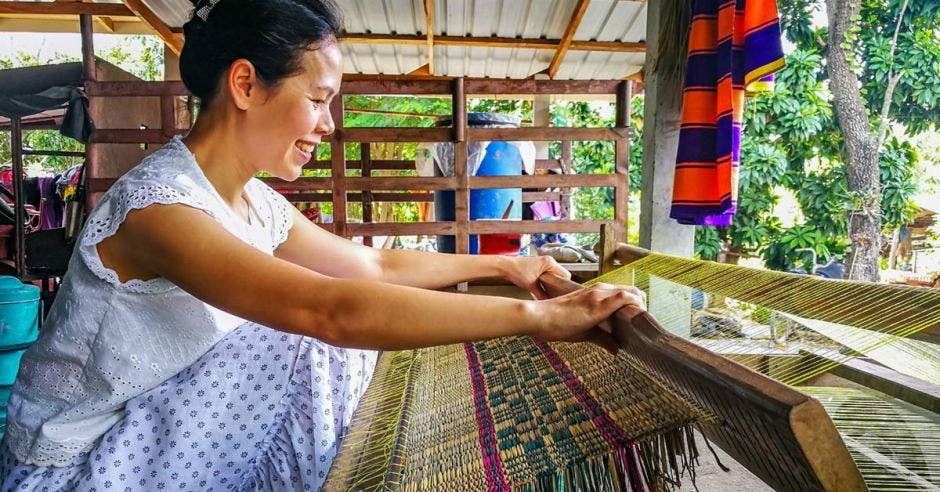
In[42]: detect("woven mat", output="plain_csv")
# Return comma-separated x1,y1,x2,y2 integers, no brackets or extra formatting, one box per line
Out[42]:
325,337,711,491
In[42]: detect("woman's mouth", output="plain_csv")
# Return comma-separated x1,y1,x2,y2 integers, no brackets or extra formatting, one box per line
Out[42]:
294,141,316,161
295,141,316,154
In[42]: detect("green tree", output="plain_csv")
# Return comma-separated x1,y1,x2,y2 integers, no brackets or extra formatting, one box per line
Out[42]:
695,0,938,275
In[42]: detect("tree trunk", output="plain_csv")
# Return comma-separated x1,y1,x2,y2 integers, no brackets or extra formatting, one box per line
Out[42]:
826,0,882,282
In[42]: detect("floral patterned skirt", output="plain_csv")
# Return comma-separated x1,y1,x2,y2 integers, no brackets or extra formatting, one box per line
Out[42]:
0,323,377,491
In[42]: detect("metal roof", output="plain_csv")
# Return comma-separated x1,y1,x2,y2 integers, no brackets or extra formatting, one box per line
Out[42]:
334,0,647,79
0,0,647,80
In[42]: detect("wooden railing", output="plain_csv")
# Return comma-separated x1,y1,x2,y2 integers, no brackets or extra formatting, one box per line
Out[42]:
85,78,633,253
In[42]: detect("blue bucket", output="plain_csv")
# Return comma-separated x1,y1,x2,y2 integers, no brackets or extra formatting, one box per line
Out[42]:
0,276,40,351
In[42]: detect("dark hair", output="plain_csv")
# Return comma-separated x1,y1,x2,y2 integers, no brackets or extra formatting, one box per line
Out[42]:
180,0,343,106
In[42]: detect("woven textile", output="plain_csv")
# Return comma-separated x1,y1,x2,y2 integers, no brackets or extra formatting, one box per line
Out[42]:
670,0,785,226
324,337,708,491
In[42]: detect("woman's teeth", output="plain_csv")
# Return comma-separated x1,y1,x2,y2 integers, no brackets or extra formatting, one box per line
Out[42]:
296,142,315,153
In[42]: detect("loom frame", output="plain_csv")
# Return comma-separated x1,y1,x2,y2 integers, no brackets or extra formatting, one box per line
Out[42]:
538,271,869,492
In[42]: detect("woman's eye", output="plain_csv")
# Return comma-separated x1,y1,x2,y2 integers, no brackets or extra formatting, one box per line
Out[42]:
310,98,325,109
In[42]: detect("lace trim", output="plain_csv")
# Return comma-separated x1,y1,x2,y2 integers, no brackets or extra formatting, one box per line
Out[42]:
6,416,93,467
257,183,294,247
79,183,217,294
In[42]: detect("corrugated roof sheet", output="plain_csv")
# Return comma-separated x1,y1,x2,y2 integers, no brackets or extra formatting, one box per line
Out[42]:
142,0,646,80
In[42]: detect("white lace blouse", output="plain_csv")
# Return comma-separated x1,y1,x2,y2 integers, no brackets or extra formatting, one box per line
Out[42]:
6,136,295,467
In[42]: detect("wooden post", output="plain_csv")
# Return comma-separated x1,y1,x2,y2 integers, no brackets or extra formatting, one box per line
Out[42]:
361,142,373,247
614,81,631,230
330,96,347,238
80,13,99,211
10,117,25,278
599,222,625,275
560,140,572,219
453,77,469,254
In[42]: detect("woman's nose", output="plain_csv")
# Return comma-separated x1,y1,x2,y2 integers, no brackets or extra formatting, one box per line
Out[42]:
319,102,338,136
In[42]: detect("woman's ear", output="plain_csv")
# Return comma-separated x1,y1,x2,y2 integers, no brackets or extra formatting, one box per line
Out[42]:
226,59,257,111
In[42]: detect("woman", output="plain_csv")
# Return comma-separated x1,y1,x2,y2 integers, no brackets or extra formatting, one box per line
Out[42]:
0,0,645,490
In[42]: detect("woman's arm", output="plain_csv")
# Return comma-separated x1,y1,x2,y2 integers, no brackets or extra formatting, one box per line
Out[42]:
275,207,554,291
101,203,638,351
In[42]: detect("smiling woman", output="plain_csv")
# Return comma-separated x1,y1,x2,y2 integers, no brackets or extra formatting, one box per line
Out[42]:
0,1,645,490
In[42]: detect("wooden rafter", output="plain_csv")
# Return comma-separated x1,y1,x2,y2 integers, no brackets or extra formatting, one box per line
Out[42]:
0,1,135,17
423,0,434,75
342,33,644,53
548,0,591,78
119,0,182,55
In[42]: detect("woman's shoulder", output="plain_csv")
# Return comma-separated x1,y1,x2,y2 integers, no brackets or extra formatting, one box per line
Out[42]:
98,138,216,212
246,178,295,246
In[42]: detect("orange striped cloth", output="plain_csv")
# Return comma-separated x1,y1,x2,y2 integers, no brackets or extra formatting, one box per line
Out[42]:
670,0,785,226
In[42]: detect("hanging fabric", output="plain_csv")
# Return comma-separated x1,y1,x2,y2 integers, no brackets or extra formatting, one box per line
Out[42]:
670,0,785,226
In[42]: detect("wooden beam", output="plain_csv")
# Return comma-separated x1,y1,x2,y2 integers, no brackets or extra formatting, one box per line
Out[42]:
119,0,182,56
96,16,114,32
0,1,134,16
341,33,645,53
423,0,434,76
549,0,592,79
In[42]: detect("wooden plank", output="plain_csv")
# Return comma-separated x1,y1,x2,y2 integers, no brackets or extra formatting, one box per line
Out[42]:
0,2,134,16
339,77,453,95
334,220,606,236
304,159,416,171
344,176,455,191
468,127,628,142
341,33,644,53
569,40,645,52
561,140,573,219
614,80,631,226
537,274,868,492
470,174,617,189
453,78,469,254
360,143,373,247
330,96,347,237
282,192,434,203
467,79,623,95
548,0,592,79
85,80,189,97
423,0,434,75
258,177,334,190
257,175,608,192
348,221,456,236
339,78,623,96
119,0,182,55
600,222,625,274
522,191,565,202
468,220,607,234
332,127,452,143
160,95,176,138
90,128,182,144
304,158,563,171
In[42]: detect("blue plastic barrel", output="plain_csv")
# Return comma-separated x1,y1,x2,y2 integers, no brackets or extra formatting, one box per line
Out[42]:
472,141,523,219
0,276,40,351
436,113,525,254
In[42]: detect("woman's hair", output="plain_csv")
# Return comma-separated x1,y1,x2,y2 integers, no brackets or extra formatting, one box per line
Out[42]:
180,0,343,107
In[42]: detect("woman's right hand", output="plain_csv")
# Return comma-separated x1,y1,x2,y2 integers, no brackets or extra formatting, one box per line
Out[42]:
530,283,646,355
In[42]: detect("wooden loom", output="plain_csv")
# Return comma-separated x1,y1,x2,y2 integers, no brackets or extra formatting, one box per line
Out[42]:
321,245,940,491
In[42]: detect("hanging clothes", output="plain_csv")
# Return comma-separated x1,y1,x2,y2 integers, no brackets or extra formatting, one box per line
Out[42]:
670,0,785,226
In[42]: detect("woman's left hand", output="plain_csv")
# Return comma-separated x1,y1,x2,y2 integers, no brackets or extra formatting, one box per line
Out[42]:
502,255,572,300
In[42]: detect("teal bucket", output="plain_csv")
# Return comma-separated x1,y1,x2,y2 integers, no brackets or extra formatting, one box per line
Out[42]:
0,349,26,386
0,276,40,351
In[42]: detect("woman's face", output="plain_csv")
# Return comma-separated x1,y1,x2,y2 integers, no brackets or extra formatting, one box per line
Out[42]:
243,42,342,180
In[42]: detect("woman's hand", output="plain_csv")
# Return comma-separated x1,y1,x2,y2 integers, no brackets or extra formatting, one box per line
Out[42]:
502,255,572,299
530,283,646,354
